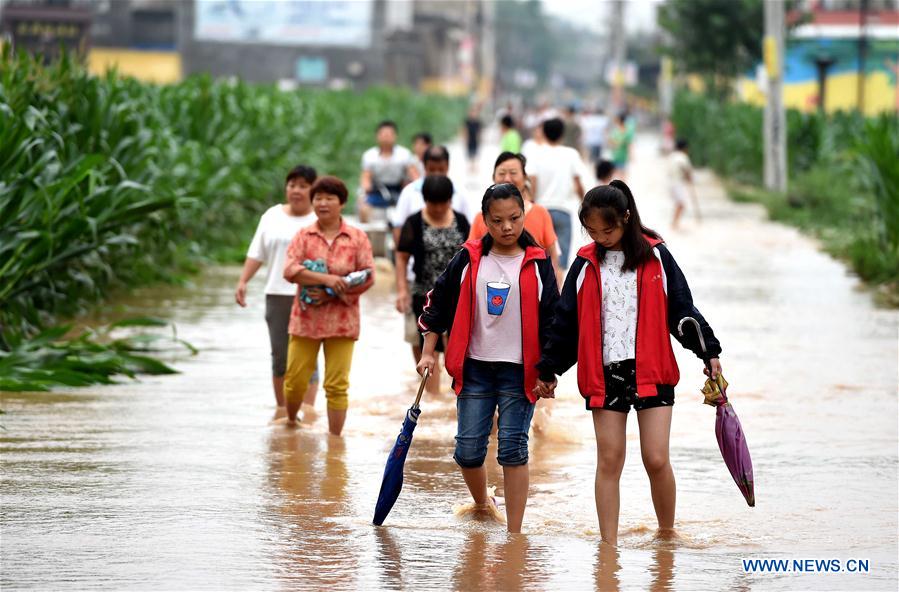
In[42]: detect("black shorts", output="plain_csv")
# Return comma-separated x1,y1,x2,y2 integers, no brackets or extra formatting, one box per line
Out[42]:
588,359,675,413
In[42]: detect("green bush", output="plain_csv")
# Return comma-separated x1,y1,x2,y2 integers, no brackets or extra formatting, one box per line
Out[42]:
0,48,465,345
673,91,899,297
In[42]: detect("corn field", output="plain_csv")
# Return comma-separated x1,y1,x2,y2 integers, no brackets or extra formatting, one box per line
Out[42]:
0,48,465,348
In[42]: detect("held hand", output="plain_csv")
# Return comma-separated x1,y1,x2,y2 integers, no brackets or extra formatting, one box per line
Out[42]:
533,378,557,399
235,282,248,307
395,290,411,314
324,275,349,298
416,353,437,378
703,358,723,380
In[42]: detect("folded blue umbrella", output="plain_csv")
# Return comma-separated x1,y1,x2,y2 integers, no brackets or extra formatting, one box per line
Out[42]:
373,369,430,526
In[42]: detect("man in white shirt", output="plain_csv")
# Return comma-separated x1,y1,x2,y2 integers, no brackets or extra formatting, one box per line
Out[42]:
391,144,475,362
391,145,476,243
581,107,609,163
528,117,586,267
359,120,420,223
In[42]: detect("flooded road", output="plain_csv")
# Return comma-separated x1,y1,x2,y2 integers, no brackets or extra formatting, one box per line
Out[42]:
2,135,897,590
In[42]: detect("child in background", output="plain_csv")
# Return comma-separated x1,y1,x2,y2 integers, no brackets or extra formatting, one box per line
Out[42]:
608,113,634,181
499,115,522,154
595,159,616,185
535,180,722,545
668,138,698,230
417,183,559,533
411,131,433,178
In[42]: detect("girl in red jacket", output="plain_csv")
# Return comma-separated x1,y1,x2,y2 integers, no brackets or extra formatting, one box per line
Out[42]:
535,180,722,545
417,182,559,533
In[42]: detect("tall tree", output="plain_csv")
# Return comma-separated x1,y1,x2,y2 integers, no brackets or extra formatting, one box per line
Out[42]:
495,0,558,92
658,0,764,97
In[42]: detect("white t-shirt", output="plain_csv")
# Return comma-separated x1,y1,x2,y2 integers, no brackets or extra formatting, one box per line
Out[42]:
600,250,637,364
468,252,525,364
246,205,317,296
521,139,545,164
668,151,693,204
530,144,585,209
361,145,415,187
668,151,692,187
391,177,477,228
581,114,609,146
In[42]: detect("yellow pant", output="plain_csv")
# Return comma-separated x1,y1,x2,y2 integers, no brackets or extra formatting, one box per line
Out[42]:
284,336,355,411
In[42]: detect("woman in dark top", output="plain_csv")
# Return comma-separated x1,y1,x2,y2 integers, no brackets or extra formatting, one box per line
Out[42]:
395,175,470,394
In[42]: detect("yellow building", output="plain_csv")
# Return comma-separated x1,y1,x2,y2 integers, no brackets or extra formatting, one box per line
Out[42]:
739,6,898,116
88,48,182,84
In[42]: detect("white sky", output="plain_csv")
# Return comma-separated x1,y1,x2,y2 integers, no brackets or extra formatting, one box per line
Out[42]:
541,0,663,35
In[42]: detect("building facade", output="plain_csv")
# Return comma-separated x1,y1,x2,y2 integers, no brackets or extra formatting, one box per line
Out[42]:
1,0,492,94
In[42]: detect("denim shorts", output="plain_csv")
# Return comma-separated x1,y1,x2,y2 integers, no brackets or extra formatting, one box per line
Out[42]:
454,359,535,468
459,358,524,398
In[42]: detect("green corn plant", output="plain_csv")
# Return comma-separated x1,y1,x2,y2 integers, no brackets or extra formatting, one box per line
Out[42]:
1,47,464,362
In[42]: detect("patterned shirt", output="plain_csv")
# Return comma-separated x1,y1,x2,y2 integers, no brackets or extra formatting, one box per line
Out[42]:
283,219,374,340
599,250,637,364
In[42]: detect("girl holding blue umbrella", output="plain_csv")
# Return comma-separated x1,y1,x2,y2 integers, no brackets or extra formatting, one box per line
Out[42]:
416,183,559,533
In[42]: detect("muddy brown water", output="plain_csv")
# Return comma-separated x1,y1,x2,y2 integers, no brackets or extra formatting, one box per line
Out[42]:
2,137,897,590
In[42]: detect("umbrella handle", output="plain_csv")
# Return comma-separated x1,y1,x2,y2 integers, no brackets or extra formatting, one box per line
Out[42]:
677,316,713,372
412,368,430,410
677,317,707,354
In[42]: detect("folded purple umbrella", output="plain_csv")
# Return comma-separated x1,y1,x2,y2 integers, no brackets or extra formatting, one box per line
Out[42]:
678,318,755,507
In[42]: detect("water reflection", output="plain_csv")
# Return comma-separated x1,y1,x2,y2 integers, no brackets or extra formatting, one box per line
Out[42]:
452,531,536,591
649,546,675,592
594,541,621,592
266,429,353,589
373,527,406,590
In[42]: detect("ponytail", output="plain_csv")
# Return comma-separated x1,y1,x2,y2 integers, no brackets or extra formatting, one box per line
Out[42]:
579,180,660,271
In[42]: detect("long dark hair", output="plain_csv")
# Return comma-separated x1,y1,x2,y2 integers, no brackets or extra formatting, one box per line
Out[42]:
578,180,661,271
480,182,540,256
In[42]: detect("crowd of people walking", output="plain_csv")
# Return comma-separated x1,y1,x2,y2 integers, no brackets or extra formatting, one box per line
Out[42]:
234,104,715,542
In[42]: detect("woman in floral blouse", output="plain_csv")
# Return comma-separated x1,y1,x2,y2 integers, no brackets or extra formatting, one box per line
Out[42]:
282,176,374,435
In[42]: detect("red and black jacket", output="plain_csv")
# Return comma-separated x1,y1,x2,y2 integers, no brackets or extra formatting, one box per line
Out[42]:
418,239,560,403
537,238,721,408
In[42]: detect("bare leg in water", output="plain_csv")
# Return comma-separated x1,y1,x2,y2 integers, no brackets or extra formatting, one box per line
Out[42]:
274,376,318,419
459,464,529,534
592,409,628,545
502,465,529,534
637,406,677,539
327,409,347,436
272,376,286,419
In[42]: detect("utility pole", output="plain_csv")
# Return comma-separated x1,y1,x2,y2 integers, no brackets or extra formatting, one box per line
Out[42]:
609,0,626,112
857,0,869,113
479,0,496,111
763,0,787,193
